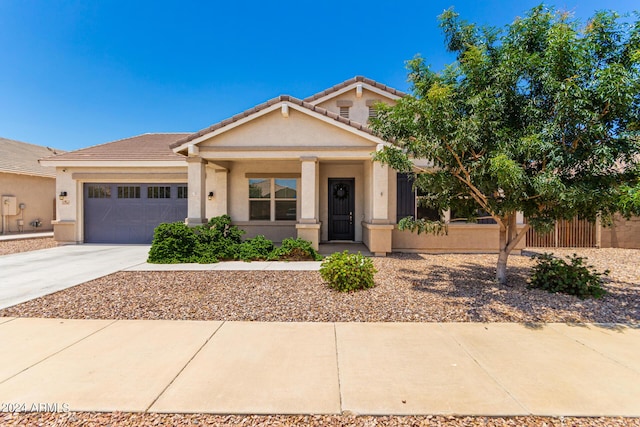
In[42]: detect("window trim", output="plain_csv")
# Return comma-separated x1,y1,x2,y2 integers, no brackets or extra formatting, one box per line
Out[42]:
248,177,298,222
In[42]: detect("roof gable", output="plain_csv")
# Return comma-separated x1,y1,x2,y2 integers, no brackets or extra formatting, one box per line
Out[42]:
171,95,385,153
303,76,406,105
196,104,382,151
0,137,64,178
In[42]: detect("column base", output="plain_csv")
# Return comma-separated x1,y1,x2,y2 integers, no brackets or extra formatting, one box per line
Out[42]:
362,222,394,256
296,222,321,250
185,218,207,227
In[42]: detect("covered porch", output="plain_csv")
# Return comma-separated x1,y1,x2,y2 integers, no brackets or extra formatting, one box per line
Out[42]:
183,154,394,256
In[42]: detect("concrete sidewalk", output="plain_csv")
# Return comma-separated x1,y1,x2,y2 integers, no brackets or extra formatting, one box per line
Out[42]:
0,231,53,241
0,319,638,416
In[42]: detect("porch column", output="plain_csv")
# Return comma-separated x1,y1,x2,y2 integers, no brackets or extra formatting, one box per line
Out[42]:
372,145,389,222
364,144,393,256
186,157,207,226
296,156,320,250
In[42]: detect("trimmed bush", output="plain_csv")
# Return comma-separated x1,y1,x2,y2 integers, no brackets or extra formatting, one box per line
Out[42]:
235,235,275,261
269,237,322,261
147,217,319,263
148,222,199,263
319,250,377,292
528,253,608,299
195,215,244,260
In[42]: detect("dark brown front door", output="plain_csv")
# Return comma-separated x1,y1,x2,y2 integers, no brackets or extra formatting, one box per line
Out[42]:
328,178,355,240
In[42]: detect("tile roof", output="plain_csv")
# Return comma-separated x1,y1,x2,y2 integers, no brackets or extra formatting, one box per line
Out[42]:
0,137,64,178
303,75,407,102
45,133,191,163
171,95,379,149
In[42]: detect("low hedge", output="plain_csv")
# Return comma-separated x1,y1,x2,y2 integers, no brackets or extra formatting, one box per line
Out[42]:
147,216,320,263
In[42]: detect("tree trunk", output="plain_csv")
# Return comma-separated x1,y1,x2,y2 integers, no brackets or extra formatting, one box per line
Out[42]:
497,225,508,285
495,213,530,286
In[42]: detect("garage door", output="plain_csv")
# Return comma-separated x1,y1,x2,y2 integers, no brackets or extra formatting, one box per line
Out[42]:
84,183,188,243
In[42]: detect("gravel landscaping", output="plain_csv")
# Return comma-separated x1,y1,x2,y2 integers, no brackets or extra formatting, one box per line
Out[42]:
1,248,638,323
0,237,57,255
1,247,639,426
2,413,639,427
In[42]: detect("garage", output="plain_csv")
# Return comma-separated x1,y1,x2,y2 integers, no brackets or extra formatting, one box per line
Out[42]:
84,183,188,243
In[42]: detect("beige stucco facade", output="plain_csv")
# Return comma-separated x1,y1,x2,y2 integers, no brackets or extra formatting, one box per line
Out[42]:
45,77,636,253
0,172,56,234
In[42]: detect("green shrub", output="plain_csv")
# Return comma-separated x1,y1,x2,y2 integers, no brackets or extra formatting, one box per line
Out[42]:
195,215,244,261
235,235,275,261
148,217,320,264
528,253,608,299
148,222,198,263
269,237,322,261
319,250,377,292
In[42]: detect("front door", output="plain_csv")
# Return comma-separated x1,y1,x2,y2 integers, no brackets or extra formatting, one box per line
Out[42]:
328,178,355,240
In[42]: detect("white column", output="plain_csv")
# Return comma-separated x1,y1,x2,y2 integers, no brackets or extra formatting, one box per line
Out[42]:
186,157,207,225
372,145,389,222
300,157,318,223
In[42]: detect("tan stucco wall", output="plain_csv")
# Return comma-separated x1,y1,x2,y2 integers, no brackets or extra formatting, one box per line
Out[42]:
601,214,640,249
53,165,187,243
0,172,56,233
232,222,296,243
199,108,376,151
315,87,397,125
392,224,526,253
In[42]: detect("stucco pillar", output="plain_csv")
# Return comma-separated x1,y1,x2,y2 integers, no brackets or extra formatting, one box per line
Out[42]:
297,156,320,249
372,146,389,222
299,157,318,223
186,157,207,226
363,145,393,256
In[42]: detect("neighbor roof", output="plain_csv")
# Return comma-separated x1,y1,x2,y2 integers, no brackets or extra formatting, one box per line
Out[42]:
0,137,64,178
45,133,191,163
303,75,407,103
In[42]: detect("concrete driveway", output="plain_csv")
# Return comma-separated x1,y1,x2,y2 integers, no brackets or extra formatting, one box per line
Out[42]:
0,245,150,309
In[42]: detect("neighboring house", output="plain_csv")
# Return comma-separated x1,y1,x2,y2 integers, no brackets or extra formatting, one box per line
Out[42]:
41,76,637,252
0,137,63,234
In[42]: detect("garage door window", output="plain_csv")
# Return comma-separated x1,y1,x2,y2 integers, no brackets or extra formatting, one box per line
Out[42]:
148,186,171,199
118,186,140,199
87,185,111,198
177,186,188,199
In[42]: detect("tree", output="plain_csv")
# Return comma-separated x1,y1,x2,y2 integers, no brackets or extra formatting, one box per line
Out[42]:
370,5,640,285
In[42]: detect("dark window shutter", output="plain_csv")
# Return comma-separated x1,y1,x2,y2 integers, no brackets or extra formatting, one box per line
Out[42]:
396,173,415,222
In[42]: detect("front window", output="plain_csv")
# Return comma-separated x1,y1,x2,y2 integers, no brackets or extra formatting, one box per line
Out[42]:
249,178,297,221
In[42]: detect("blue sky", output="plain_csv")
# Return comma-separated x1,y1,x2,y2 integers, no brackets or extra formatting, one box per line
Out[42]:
1,1,638,152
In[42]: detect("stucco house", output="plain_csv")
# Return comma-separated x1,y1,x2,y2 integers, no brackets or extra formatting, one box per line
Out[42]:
0,137,63,235
40,77,549,253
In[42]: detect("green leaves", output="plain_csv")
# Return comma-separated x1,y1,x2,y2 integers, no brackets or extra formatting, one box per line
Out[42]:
319,251,377,292
529,253,608,299
368,4,640,236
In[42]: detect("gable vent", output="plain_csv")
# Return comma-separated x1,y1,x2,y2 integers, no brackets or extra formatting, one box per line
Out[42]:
339,106,350,118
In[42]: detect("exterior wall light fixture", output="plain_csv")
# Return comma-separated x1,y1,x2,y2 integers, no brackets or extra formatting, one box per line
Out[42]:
208,191,214,200
59,191,68,200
